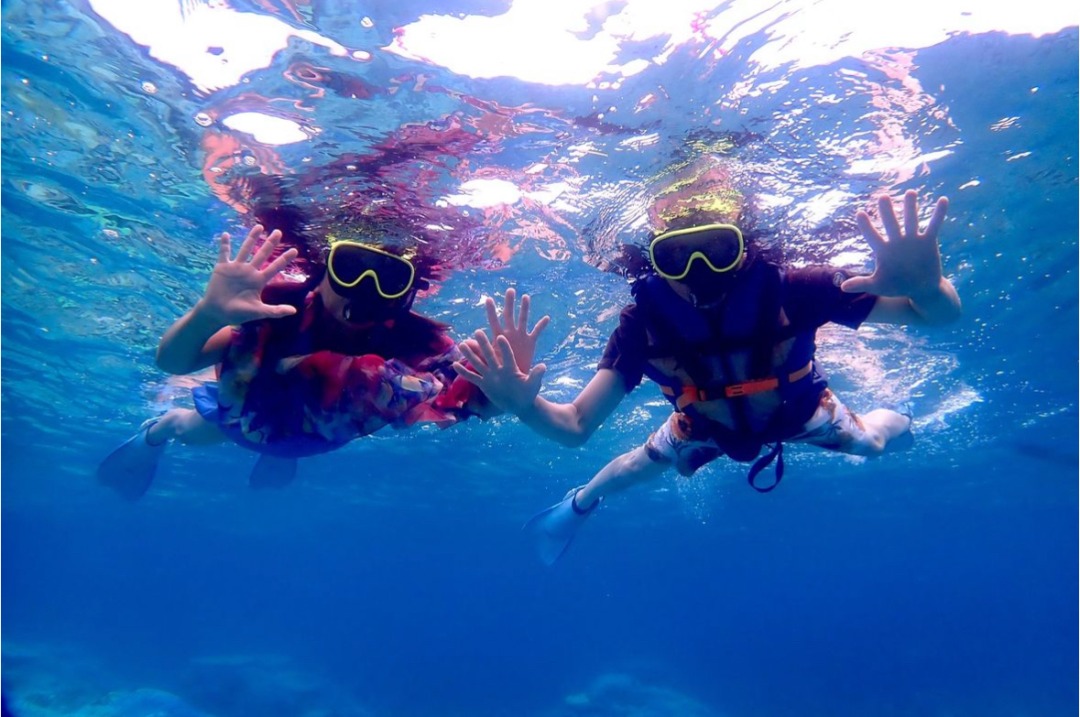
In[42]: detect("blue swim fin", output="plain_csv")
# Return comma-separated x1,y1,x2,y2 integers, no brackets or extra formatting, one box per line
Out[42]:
523,486,600,565
96,419,166,501
249,454,298,489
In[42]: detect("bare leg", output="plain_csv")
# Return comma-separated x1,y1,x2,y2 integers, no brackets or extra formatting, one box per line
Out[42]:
792,390,913,457
575,445,671,508
859,408,913,454
146,408,226,446
98,407,226,500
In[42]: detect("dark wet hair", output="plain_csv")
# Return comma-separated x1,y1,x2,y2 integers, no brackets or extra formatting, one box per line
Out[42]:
246,175,445,294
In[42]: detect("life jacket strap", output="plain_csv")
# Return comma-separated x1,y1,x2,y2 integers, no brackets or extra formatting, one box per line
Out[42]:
724,377,780,398
661,360,813,409
747,442,785,492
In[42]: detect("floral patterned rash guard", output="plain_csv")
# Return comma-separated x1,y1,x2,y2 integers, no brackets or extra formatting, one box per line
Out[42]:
193,289,482,457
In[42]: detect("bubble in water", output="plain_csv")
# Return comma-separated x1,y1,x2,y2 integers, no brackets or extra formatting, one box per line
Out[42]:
360,17,374,28
141,81,157,94
352,50,372,61
194,112,213,127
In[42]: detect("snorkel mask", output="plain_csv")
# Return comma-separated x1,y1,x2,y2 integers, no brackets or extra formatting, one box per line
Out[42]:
326,241,422,323
648,223,745,280
328,241,417,299
649,223,746,305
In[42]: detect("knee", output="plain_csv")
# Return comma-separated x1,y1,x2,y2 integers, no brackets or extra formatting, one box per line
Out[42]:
858,437,888,457
643,442,668,464
855,409,912,456
837,429,888,457
882,427,915,455
854,428,916,457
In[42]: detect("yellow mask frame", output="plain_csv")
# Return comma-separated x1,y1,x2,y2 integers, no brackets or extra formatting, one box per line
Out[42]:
327,241,417,300
648,223,745,280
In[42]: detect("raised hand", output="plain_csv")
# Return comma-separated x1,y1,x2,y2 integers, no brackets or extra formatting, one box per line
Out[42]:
198,225,300,325
841,190,949,300
453,287,550,412
482,287,550,371
455,328,547,414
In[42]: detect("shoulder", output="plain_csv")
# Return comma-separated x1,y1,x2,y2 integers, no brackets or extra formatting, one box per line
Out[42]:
782,265,877,329
618,301,643,322
598,302,648,388
783,265,850,291
611,302,646,340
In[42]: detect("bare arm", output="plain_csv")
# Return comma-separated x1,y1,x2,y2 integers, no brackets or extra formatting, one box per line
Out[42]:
455,329,629,447
864,280,961,325
843,190,962,326
156,225,299,375
513,368,629,447
454,286,629,446
156,318,233,374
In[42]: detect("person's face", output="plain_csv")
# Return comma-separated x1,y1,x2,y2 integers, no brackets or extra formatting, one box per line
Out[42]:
315,275,354,325
650,223,746,307
317,274,409,326
321,242,417,325
666,254,746,308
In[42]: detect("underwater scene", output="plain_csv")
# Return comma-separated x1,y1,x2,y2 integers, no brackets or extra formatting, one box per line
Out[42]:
2,1,1077,716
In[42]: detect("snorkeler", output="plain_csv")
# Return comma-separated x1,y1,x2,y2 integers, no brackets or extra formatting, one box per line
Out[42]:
456,189,961,564
97,225,546,499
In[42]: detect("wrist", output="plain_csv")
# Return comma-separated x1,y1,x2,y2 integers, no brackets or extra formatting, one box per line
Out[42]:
907,277,961,324
514,394,543,420
192,299,230,330
906,277,950,308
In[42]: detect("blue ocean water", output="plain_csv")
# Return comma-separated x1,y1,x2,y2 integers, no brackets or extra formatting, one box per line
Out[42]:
2,2,1077,716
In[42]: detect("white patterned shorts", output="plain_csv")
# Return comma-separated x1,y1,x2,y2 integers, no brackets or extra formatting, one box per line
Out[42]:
644,389,899,476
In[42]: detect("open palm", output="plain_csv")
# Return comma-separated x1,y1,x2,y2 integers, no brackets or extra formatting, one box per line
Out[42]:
482,288,550,371
841,190,949,299
453,288,550,413
200,225,299,325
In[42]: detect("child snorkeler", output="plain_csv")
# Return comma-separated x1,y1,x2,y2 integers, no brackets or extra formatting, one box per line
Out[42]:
457,187,961,564
98,224,546,499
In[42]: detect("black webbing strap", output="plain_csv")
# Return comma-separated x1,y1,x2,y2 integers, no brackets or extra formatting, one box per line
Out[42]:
746,441,784,493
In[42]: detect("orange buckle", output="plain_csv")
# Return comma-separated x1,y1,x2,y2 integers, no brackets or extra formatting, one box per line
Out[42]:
674,386,707,410
724,377,780,398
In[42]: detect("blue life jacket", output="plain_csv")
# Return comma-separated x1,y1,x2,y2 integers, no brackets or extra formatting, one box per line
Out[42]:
631,260,826,463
